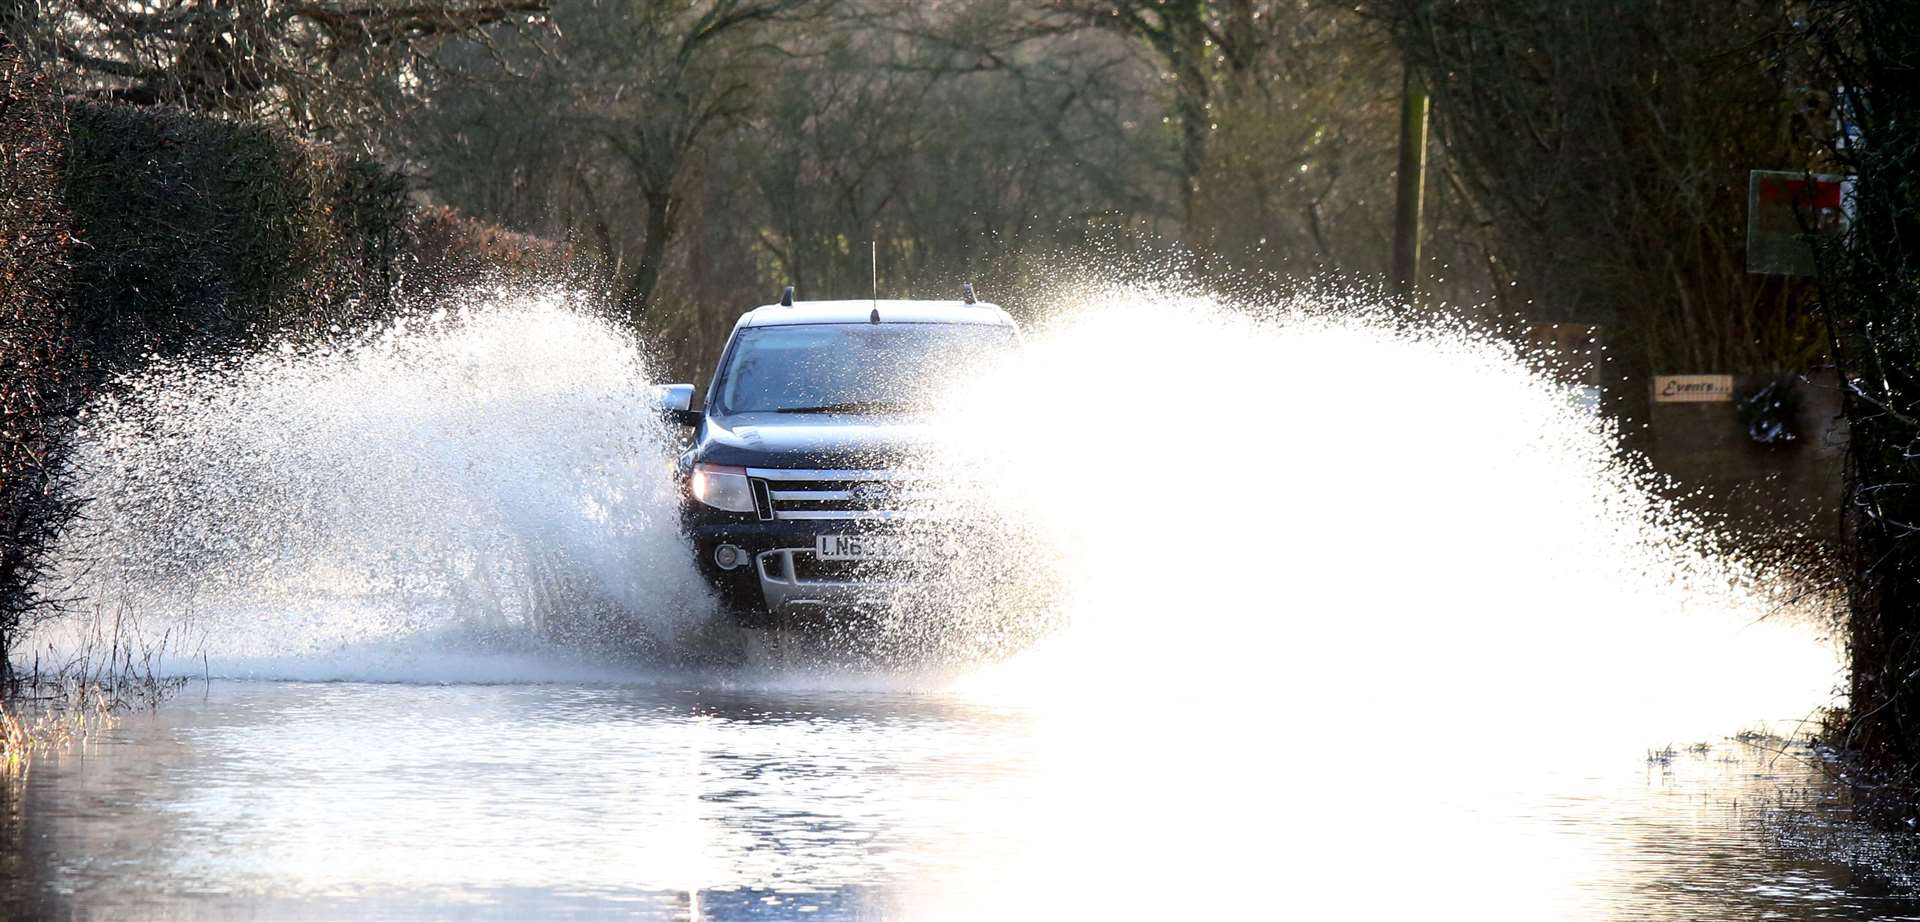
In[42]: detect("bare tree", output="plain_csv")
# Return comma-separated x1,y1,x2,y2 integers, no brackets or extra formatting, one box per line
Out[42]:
561,0,831,320
1801,0,1920,767
405,0,1433,357
1038,0,1266,224
2,0,548,143
1185,3,1405,277
737,2,1165,294
1369,0,1829,383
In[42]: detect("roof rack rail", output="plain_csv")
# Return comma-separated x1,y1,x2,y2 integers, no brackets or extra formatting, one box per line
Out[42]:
961,282,977,304
780,286,795,306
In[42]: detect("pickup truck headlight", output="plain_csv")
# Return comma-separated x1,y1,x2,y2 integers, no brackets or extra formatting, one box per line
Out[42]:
690,463,757,513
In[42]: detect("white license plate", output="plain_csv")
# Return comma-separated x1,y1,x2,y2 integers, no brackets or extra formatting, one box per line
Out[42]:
815,534,916,560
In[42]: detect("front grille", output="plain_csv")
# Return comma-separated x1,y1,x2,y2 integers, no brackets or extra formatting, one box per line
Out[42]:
748,468,935,521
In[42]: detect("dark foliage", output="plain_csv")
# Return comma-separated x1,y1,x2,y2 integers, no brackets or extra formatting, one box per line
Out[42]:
0,48,587,670
0,51,81,672
1806,0,1920,770
1371,0,1831,437
60,101,410,361
1,0,547,147
405,204,588,300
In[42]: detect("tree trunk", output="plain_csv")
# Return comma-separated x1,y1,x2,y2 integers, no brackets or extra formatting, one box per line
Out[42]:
1172,52,1210,230
620,190,677,326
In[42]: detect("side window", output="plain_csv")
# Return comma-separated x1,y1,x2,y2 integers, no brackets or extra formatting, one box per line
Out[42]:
706,332,740,415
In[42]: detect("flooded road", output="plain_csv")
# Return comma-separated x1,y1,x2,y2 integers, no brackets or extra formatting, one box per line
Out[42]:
15,293,1903,918
4,678,1042,920
4,677,1919,921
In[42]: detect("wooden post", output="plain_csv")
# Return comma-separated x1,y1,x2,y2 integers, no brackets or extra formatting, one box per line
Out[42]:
1391,61,1430,301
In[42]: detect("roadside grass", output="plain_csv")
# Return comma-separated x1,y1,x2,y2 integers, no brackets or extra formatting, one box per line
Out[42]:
1734,727,1790,745
1648,737,1793,769
2,604,193,776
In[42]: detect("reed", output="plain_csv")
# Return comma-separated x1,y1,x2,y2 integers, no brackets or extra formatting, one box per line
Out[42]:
1,603,191,776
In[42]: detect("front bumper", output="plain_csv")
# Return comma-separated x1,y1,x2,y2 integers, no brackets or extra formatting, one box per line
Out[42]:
752,547,912,615
684,514,915,618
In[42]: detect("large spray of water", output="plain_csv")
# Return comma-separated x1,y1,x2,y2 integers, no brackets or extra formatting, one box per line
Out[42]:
930,287,1833,722
909,287,1842,918
30,281,1838,694
23,280,1844,916
37,290,713,680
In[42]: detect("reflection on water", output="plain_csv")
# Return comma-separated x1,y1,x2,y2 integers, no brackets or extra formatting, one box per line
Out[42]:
2,678,1918,921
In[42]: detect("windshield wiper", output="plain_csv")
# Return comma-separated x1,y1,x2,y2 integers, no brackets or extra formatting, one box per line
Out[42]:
773,400,918,414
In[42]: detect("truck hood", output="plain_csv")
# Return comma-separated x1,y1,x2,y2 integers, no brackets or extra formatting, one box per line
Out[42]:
694,413,937,469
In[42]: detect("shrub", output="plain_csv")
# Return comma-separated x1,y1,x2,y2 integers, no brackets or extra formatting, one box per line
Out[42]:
59,101,410,363
0,49,587,673
0,50,80,670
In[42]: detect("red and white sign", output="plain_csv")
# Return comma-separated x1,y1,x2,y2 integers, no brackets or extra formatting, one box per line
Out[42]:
1748,171,1852,276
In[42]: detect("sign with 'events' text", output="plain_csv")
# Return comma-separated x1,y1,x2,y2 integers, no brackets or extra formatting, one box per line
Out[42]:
1653,375,1735,403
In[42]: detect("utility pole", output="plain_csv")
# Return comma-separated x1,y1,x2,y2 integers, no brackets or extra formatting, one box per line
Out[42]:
1390,60,1430,302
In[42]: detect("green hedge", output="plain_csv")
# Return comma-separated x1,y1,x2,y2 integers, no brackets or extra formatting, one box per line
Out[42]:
1,52,583,669
60,102,411,362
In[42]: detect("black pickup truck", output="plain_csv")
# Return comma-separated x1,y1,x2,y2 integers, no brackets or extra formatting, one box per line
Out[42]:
657,288,1022,624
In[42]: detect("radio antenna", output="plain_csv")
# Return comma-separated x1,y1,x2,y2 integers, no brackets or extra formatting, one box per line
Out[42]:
869,240,881,322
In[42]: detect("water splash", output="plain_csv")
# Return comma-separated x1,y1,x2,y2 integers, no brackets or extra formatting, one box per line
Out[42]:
36,289,712,678
28,280,1838,703
17,278,1850,917
906,285,1844,918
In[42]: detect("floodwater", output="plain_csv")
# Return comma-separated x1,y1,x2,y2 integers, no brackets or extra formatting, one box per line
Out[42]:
3,677,1920,920
14,290,1912,918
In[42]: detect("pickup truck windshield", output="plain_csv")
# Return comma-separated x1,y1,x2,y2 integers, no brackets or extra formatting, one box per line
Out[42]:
715,323,1019,415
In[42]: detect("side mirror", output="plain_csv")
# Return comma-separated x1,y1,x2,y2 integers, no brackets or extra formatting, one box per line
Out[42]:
650,384,701,428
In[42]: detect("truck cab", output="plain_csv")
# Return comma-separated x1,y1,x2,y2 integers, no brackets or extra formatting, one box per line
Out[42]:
658,289,1021,624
